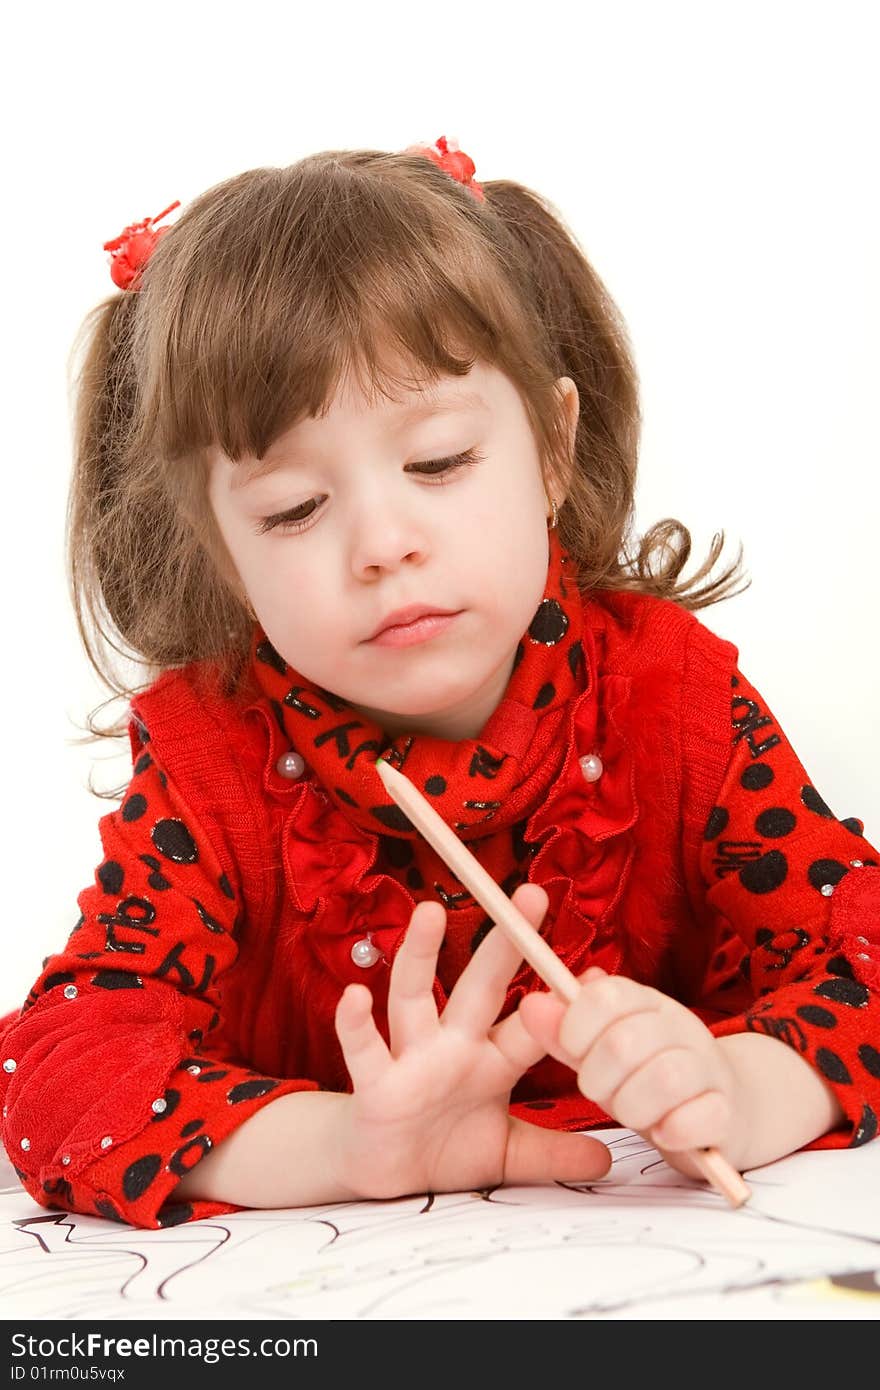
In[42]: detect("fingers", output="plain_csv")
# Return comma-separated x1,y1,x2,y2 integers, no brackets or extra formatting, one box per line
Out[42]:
603,1047,727,1137
489,1006,551,1075
504,1117,613,1184
387,900,445,1054
335,983,391,1090
516,992,576,1067
558,973,665,1060
576,1007,677,1105
519,972,732,1148
442,884,548,1036
649,1090,733,1153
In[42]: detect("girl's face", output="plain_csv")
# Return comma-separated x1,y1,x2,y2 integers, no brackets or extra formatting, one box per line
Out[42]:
207,359,578,741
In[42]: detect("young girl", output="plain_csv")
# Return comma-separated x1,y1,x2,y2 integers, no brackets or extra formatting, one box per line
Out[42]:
1,137,877,1231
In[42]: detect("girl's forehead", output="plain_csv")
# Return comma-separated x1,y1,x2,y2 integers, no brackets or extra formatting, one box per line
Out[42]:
324,356,496,417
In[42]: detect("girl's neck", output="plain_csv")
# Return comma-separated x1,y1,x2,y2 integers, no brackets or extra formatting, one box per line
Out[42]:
353,646,519,745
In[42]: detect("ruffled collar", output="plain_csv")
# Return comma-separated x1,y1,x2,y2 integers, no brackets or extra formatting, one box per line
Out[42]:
249,529,590,842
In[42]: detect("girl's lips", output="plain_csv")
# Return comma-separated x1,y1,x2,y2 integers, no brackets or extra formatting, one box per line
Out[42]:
368,611,461,647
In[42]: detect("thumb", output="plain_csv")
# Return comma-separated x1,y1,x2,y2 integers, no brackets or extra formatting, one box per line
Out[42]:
505,1117,612,1184
518,992,580,1070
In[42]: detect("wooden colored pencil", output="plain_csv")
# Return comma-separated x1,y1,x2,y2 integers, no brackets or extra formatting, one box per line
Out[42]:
375,755,751,1209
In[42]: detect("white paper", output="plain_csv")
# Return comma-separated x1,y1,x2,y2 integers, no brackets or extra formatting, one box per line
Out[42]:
2,1131,879,1320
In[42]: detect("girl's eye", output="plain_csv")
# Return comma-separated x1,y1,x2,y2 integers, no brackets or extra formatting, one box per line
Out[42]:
254,447,484,535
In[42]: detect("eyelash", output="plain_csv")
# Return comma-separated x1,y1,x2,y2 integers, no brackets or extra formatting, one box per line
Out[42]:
254,448,484,535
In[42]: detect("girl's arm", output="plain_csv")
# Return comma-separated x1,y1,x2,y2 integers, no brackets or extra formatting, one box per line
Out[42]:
519,658,880,1175
0,727,321,1230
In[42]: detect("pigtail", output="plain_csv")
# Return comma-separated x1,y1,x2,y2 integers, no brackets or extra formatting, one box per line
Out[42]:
65,287,251,792
482,179,749,611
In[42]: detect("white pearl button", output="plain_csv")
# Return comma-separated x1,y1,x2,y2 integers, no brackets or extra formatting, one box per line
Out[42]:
820,884,835,897
61,1155,71,1166
351,937,382,968
100,1136,113,1149
276,751,305,779
851,860,865,868
579,752,603,783
63,985,78,1000
20,1138,30,1151
857,952,871,961
151,1098,167,1114
187,1065,201,1076
2,1059,15,1074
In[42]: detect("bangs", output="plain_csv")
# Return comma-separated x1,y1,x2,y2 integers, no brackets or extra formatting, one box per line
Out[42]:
133,156,542,468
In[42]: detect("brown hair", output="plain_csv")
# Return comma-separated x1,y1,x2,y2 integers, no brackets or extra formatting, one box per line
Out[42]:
69,146,749,767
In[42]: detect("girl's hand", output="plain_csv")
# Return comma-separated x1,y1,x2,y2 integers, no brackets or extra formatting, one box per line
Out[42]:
517,969,743,1173
331,884,612,1201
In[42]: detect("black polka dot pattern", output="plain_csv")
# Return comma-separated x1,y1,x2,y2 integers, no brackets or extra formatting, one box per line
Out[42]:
815,1048,853,1084
858,1045,880,1079
157,1202,195,1227
755,808,796,838
796,1004,837,1028
807,860,850,893
122,1154,162,1201
850,1105,878,1147
814,977,869,1009
98,861,125,895
152,819,199,865
529,598,569,646
741,763,773,791
700,664,880,1156
802,785,836,819
704,807,729,839
369,804,416,832
122,794,148,823
739,851,787,895
228,1079,280,1103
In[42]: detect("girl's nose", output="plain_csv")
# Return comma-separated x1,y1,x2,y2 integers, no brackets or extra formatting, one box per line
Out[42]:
348,505,427,576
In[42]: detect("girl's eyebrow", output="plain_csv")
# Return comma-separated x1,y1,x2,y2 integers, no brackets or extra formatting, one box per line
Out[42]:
231,390,489,490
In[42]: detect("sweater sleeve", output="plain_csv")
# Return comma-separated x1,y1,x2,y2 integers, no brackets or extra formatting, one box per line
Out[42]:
0,718,317,1229
691,666,880,1151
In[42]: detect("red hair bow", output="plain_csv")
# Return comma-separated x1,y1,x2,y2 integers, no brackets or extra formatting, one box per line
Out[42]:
103,200,181,290
405,135,485,202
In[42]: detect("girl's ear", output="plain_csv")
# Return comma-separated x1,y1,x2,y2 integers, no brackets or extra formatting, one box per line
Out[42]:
549,376,579,503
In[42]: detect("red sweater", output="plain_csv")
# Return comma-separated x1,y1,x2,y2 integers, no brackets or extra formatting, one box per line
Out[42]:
2,555,878,1229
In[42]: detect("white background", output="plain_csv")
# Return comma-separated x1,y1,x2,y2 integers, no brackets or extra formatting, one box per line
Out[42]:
1,1,877,1005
